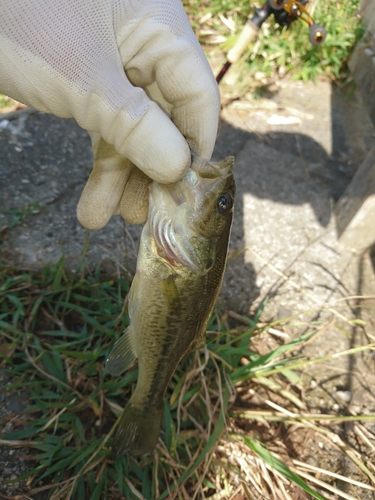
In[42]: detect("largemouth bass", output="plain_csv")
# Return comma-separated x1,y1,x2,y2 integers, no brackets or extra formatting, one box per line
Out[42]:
106,155,235,456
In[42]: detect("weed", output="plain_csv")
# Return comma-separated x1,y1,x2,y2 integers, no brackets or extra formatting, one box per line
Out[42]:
0,94,15,111
0,261,374,499
184,0,364,87
1,201,42,232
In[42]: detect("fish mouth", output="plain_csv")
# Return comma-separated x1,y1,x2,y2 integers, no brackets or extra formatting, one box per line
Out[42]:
147,155,234,273
191,154,235,179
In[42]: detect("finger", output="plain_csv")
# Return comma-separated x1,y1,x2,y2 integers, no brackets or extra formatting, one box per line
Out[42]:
156,48,220,159
120,167,152,225
77,133,133,229
124,27,220,159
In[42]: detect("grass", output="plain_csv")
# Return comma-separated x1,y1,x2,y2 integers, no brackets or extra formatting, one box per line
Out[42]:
0,260,374,499
184,0,364,88
0,94,15,111
0,202,42,233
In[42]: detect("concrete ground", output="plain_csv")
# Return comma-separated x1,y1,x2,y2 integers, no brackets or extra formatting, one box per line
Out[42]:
214,80,375,433
1,77,375,496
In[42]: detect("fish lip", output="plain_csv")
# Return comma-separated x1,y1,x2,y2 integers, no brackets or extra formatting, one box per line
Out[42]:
190,154,235,179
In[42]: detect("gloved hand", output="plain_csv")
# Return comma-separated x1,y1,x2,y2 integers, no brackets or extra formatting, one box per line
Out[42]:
0,0,220,228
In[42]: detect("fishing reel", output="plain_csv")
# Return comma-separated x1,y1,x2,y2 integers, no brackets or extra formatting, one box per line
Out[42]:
216,0,327,83
268,0,327,46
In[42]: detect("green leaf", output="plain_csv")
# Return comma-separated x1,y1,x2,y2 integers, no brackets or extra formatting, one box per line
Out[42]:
69,439,110,469
142,466,152,499
6,294,25,315
3,427,40,440
91,469,108,500
41,351,67,383
280,369,301,383
74,417,86,444
244,438,328,500
38,454,77,480
75,476,86,500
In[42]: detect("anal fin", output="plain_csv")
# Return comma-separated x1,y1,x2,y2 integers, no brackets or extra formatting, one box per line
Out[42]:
106,327,137,376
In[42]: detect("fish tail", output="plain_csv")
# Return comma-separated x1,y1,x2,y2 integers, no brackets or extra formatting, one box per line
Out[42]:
112,400,163,457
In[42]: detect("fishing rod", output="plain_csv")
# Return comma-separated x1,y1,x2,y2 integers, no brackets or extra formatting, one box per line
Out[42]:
216,0,327,83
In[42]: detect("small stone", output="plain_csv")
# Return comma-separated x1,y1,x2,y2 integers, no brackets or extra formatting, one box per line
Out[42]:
305,456,317,466
336,391,352,403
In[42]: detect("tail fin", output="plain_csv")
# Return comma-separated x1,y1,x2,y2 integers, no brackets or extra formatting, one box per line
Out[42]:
112,400,164,457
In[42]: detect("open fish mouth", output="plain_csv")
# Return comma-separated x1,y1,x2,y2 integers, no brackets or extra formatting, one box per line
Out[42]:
147,155,235,273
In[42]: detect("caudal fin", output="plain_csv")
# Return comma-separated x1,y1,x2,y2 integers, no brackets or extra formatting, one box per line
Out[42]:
112,401,164,457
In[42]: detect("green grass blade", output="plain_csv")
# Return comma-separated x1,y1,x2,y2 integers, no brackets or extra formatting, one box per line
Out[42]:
244,438,328,500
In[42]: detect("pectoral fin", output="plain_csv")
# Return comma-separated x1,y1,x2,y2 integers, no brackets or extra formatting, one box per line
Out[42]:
106,326,137,376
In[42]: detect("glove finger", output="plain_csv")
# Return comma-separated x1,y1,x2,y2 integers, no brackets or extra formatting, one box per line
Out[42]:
125,30,220,159
156,53,220,159
77,133,133,230
120,167,152,225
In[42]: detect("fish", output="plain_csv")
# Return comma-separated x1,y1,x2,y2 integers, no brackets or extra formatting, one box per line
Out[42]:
106,154,236,456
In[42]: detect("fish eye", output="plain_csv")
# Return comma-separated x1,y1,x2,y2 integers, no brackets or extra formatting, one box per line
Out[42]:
217,193,233,214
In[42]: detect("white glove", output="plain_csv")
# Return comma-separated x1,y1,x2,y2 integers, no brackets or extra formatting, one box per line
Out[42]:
0,0,220,228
